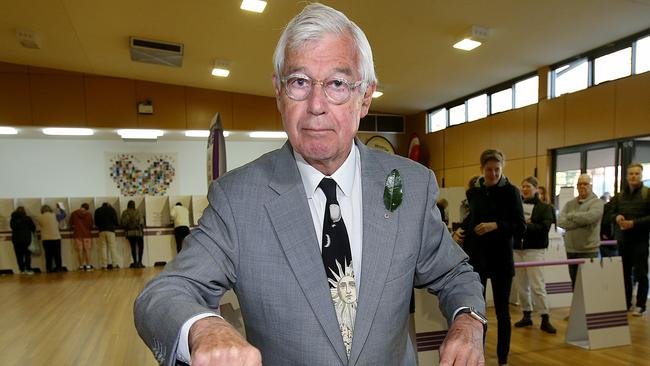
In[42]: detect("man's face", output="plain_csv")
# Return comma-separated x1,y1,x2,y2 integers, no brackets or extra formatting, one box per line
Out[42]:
274,33,374,175
627,167,642,189
576,177,591,199
481,160,503,187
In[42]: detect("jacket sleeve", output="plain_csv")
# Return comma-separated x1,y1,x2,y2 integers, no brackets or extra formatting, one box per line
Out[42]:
29,217,36,232
414,170,485,323
570,199,604,226
527,203,553,236
134,181,238,366
557,202,577,230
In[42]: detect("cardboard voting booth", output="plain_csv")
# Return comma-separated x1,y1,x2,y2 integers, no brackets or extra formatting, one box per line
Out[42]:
413,288,448,366
566,256,630,349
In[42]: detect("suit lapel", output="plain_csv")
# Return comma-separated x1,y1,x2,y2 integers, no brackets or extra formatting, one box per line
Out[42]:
265,143,348,365
349,142,399,365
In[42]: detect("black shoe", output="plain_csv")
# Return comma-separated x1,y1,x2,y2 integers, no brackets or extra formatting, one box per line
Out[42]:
107,264,113,270
541,315,557,334
515,311,533,328
129,263,135,268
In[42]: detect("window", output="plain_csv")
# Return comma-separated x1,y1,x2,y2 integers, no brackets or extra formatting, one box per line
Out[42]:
586,147,616,199
594,47,631,85
555,152,582,204
449,104,466,126
636,35,650,74
490,88,512,114
553,59,588,97
467,94,487,122
427,109,447,133
514,76,538,108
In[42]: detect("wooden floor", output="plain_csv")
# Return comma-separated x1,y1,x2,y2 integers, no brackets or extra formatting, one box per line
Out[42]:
0,268,648,366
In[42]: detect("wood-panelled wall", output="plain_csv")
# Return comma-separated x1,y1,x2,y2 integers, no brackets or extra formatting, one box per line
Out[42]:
407,71,650,191
0,61,281,131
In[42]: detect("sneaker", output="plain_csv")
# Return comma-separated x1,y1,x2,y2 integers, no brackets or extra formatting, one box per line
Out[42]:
85,265,94,272
78,265,85,271
24,270,34,275
632,307,646,317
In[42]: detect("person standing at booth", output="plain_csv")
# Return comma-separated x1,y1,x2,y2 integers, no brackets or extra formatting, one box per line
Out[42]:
121,200,145,268
557,174,604,288
514,176,556,334
70,203,94,271
94,202,119,270
461,149,526,366
609,163,650,316
10,206,36,275
37,204,64,272
170,202,190,253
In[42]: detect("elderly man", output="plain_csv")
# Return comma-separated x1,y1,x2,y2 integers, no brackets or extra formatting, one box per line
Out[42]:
134,4,485,366
609,163,650,316
557,174,604,287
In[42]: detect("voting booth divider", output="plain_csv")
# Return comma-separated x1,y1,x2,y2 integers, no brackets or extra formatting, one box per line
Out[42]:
0,195,209,273
566,256,630,350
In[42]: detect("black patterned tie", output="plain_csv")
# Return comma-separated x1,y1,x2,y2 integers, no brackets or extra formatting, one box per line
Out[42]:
318,177,356,357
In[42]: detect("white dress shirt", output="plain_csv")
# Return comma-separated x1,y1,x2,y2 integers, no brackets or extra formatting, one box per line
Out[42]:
177,144,363,363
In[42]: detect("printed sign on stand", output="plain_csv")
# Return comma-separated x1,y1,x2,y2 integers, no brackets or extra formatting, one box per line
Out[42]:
566,256,630,349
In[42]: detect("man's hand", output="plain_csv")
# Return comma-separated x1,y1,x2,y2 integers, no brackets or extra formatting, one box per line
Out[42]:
189,317,262,366
474,222,497,236
618,219,634,230
439,314,485,366
452,228,465,246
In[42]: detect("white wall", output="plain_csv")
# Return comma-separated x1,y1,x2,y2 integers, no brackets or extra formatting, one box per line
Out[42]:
0,137,286,198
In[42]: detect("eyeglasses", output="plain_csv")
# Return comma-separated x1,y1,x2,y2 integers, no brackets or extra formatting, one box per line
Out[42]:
280,74,365,105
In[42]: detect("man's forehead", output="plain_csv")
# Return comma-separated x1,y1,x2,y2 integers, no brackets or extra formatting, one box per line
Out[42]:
577,178,590,184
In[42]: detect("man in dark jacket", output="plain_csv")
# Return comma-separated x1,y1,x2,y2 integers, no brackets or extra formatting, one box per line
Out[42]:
94,202,119,270
610,163,650,316
513,176,556,333
10,206,36,274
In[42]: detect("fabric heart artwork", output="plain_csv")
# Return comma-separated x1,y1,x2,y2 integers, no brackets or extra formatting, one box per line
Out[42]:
108,153,176,196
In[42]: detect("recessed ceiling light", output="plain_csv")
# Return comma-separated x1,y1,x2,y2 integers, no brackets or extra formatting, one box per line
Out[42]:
0,126,18,135
212,59,231,77
185,130,210,138
117,129,164,140
249,131,287,139
453,38,482,51
372,91,383,98
241,0,267,13
211,67,230,77
42,128,94,136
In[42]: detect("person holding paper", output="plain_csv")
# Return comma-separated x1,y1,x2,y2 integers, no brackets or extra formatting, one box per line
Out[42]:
513,176,556,334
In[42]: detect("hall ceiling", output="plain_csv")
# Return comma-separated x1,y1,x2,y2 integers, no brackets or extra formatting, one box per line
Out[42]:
1,0,649,115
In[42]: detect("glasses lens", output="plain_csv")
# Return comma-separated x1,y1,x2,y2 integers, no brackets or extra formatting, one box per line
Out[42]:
285,76,311,100
324,79,351,104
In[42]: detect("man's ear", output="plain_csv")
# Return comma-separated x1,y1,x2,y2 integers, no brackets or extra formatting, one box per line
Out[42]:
360,82,376,117
273,74,282,96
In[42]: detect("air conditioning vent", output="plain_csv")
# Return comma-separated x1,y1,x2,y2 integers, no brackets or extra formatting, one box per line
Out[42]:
130,37,183,67
359,114,405,133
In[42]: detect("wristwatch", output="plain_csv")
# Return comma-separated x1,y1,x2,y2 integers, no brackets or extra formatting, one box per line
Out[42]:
456,307,488,331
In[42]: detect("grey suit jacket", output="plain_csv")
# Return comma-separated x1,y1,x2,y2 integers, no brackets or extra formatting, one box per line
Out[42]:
134,140,484,366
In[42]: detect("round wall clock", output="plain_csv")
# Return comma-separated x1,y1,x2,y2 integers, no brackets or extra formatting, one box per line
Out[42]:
365,135,395,154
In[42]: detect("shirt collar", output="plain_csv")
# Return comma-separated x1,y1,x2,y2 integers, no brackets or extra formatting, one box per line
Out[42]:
294,142,358,198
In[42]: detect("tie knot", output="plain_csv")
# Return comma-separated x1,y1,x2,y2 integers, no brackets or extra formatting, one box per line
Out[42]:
318,178,338,202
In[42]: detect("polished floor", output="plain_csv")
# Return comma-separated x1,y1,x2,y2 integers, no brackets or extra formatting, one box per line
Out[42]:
0,267,647,365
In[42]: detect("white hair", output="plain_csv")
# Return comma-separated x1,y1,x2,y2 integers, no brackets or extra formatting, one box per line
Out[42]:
578,174,592,184
272,3,377,91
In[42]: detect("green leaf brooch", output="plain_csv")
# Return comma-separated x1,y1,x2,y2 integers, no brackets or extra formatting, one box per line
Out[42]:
383,169,403,212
